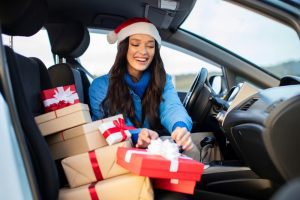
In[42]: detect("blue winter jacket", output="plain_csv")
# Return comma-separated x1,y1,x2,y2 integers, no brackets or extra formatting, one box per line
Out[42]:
89,74,192,136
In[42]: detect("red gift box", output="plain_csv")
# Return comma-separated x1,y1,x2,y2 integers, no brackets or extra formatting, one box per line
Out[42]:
98,117,135,145
41,84,79,112
153,178,197,194
116,147,204,180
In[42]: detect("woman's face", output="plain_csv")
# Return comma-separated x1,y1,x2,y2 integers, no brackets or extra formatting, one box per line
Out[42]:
126,34,155,79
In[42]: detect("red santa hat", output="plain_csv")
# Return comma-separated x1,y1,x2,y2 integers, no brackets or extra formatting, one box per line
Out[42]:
107,17,161,46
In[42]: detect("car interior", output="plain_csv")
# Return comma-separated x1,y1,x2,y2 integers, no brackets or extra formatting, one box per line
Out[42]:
0,0,300,199
46,22,91,105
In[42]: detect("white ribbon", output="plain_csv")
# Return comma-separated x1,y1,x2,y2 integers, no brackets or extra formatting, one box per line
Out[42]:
43,86,79,107
170,179,179,184
124,139,181,172
147,139,180,172
125,150,150,163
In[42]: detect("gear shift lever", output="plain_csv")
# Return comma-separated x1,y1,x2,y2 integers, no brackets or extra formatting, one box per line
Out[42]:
200,136,216,147
200,136,216,162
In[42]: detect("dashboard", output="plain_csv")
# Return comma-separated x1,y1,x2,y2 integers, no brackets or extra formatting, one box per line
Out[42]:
218,82,300,183
216,82,259,126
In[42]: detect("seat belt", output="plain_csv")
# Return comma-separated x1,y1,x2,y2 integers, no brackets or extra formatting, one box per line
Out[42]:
71,68,84,103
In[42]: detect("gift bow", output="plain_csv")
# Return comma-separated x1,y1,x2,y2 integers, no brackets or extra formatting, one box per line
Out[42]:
102,118,135,141
43,86,79,107
147,139,180,172
113,118,135,140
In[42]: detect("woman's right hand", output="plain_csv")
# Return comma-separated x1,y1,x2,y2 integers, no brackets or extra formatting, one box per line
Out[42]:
136,128,159,148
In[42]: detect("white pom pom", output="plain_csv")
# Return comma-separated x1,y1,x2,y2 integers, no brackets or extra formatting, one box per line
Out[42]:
107,31,117,44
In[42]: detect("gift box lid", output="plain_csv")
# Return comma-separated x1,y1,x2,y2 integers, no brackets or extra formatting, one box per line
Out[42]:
117,147,204,181
41,84,77,99
35,103,89,124
45,114,123,144
35,111,57,124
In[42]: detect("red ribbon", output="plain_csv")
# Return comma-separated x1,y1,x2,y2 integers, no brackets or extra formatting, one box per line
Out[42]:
88,182,99,200
89,150,103,181
102,118,136,142
44,100,71,113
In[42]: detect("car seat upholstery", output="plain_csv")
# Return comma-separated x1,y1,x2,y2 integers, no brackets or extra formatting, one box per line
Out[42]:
272,177,300,200
46,22,91,105
0,0,59,199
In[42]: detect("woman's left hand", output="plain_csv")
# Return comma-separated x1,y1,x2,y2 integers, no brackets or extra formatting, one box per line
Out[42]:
171,127,194,151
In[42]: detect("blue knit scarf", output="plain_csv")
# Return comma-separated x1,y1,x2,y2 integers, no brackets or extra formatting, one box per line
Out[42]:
124,70,151,98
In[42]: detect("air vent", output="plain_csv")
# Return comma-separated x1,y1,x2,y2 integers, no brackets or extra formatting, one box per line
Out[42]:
240,98,258,111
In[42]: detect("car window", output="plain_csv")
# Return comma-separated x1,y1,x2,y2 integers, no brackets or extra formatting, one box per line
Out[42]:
80,30,221,92
1,29,54,67
79,31,115,77
181,0,300,79
0,92,33,200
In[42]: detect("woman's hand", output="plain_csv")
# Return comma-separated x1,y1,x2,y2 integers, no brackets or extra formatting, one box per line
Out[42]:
171,127,194,151
136,128,159,148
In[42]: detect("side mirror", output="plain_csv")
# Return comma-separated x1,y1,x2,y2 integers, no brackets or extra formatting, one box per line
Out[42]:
209,75,227,96
210,75,222,94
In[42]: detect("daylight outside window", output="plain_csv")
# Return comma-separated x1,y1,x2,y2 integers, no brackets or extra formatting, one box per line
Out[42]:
2,30,54,67
181,0,300,79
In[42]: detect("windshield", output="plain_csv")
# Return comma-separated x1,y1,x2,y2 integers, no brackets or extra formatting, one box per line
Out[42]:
181,0,300,79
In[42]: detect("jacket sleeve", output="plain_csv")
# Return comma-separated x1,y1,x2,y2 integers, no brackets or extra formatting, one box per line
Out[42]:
159,75,192,133
89,75,109,121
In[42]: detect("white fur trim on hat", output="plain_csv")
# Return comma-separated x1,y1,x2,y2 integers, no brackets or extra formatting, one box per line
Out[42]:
107,21,161,46
107,31,118,44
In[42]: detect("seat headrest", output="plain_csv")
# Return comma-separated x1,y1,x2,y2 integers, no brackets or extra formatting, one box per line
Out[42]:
47,22,90,58
0,0,48,36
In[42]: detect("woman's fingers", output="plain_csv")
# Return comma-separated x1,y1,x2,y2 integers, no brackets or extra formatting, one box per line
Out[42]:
171,127,194,151
182,137,194,151
135,127,193,150
140,129,151,143
148,130,159,140
136,128,153,148
171,127,187,143
178,131,190,146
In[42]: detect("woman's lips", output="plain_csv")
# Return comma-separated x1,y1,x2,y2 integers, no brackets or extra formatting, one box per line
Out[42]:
135,57,148,64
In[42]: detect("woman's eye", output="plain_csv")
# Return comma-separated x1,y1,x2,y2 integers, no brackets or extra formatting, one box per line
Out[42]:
147,45,155,48
131,43,139,47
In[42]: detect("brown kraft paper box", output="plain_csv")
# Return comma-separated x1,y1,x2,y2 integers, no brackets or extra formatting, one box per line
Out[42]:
62,140,132,188
35,103,92,136
45,114,124,160
59,173,154,200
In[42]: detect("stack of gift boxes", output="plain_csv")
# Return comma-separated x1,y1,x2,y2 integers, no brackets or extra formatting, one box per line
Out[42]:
34,84,205,200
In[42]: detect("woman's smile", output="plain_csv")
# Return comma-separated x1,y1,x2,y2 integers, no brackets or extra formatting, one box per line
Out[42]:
134,56,149,64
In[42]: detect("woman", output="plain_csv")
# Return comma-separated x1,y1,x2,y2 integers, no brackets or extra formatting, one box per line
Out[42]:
89,17,195,151
89,17,196,152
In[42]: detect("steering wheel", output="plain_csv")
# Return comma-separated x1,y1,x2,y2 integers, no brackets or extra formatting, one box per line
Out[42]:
183,67,212,126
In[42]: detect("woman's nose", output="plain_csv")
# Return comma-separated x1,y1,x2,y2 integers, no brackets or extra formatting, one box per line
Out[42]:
138,45,147,54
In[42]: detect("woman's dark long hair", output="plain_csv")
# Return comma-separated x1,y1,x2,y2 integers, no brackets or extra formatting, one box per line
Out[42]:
102,37,166,129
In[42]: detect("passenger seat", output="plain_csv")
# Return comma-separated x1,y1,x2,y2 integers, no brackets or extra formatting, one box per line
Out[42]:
46,22,91,105
0,0,59,199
